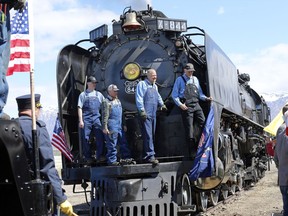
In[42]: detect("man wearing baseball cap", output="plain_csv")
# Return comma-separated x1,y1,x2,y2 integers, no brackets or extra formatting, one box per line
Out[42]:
172,63,212,158
102,84,135,165
78,76,105,163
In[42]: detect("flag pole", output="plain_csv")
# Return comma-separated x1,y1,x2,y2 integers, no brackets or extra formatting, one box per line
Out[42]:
9,1,53,214
27,0,40,180
27,1,52,215
264,107,286,136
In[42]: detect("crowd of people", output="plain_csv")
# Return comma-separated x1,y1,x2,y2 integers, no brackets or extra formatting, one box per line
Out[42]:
12,68,288,216
75,66,288,216
77,64,212,166
2,62,209,215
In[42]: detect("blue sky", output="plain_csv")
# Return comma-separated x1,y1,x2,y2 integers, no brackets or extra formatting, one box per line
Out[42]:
5,0,288,118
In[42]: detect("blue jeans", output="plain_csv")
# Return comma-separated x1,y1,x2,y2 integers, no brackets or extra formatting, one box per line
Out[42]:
280,186,288,216
0,9,10,116
81,125,104,159
140,116,156,160
105,130,131,164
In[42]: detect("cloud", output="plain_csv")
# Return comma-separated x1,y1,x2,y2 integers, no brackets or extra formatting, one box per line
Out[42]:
230,43,288,94
7,0,285,118
217,6,225,15
5,0,154,117
32,1,119,63
32,0,154,63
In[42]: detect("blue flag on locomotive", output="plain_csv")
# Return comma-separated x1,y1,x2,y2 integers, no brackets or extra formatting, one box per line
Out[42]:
189,104,215,181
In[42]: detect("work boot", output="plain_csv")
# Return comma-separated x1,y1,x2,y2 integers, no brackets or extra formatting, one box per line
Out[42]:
120,158,136,165
83,157,97,166
147,157,159,166
96,155,107,163
109,161,120,166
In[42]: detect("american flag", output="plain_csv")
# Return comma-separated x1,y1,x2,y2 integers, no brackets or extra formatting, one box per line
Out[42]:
7,2,31,76
51,117,73,162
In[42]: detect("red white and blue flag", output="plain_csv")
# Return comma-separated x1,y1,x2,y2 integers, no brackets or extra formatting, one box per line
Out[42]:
189,105,215,181
7,2,31,76
51,117,73,162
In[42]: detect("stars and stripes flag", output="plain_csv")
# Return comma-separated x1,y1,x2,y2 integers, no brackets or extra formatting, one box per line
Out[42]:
7,1,31,76
51,117,73,162
189,104,215,181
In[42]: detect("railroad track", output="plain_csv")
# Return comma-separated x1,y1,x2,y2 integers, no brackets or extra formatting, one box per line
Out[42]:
196,192,239,215
193,184,255,216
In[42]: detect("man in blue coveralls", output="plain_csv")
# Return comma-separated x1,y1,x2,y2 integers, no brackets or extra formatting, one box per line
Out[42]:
78,76,105,163
0,0,25,119
135,68,167,165
102,84,135,166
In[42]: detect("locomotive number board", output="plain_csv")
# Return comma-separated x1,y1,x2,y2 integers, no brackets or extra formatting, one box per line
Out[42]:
157,18,187,32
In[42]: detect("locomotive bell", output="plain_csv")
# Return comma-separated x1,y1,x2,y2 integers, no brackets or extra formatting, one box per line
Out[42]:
122,12,142,30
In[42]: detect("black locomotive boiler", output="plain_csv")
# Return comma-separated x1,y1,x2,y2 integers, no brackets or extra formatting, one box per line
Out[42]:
56,5,271,215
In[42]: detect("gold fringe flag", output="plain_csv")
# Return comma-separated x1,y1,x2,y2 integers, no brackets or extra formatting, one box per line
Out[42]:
264,108,284,136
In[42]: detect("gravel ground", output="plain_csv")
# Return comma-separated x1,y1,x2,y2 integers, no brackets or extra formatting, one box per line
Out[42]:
62,183,90,215
61,161,283,216
201,161,283,216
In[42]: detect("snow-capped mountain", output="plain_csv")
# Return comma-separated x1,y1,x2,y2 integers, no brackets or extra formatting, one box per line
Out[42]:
38,106,58,138
261,93,288,119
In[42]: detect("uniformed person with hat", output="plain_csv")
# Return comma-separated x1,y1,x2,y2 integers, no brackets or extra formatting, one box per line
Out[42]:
78,76,105,163
172,63,212,158
16,94,77,216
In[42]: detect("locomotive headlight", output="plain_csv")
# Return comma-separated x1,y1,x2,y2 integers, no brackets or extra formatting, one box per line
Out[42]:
123,62,141,80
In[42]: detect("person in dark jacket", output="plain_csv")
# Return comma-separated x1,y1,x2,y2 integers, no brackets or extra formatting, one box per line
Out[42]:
16,94,77,216
274,104,288,216
0,0,25,120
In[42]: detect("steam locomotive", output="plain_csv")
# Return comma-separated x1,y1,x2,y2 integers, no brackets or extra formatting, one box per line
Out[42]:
54,5,270,216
